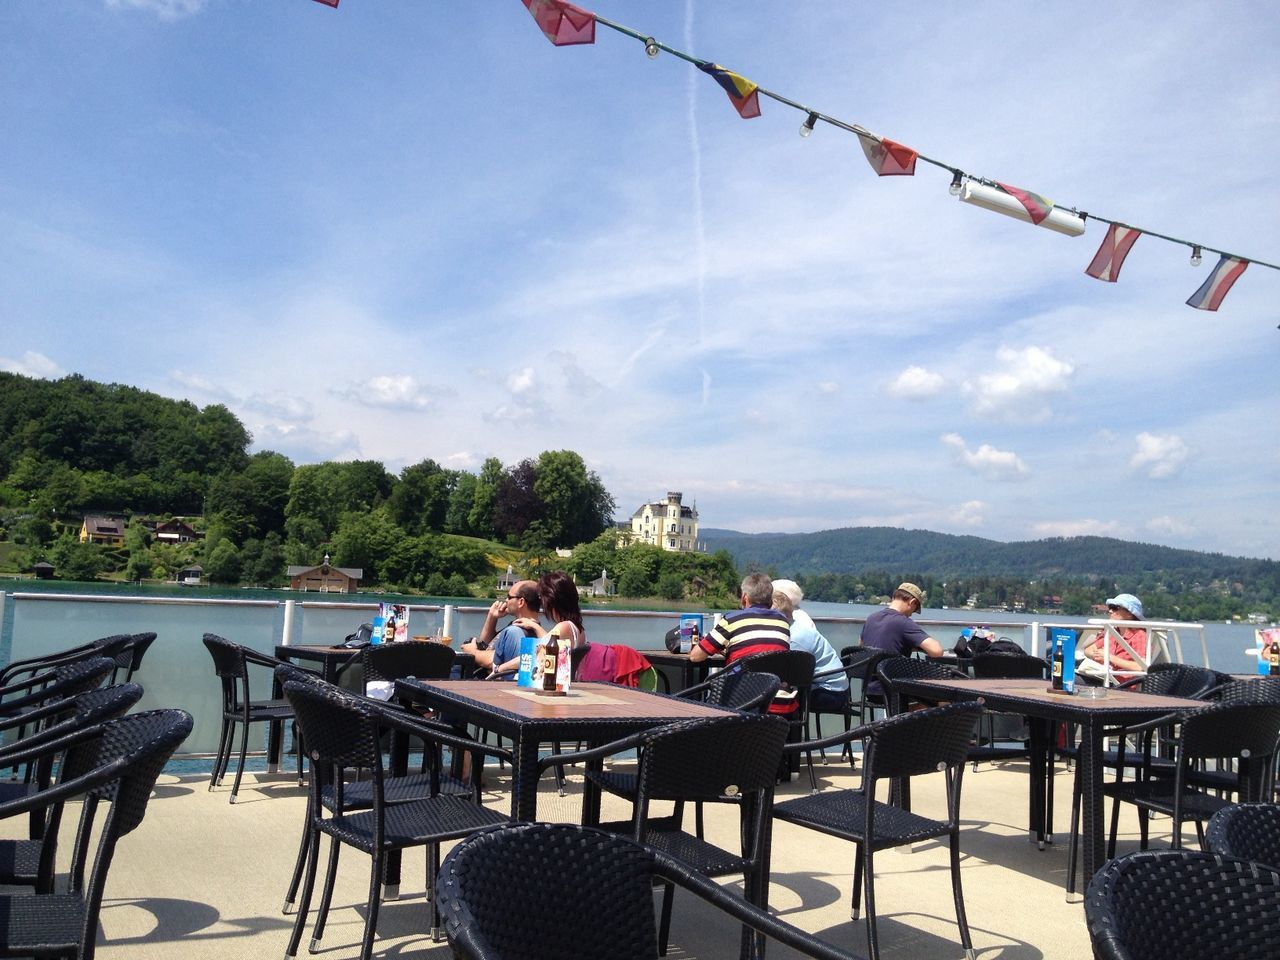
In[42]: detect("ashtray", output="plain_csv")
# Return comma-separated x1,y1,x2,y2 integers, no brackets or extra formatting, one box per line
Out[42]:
1074,686,1109,699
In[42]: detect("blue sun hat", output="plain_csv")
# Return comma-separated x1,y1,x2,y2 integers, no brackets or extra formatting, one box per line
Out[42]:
1105,593,1144,620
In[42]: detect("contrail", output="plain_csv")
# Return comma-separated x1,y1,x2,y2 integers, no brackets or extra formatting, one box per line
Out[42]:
684,1,706,351
685,1,709,407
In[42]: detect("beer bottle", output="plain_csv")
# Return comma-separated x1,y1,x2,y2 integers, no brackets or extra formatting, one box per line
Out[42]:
1051,636,1064,690
1269,639,1280,677
541,629,560,692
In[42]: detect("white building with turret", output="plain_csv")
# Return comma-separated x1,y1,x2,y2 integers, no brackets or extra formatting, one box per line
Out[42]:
626,492,700,552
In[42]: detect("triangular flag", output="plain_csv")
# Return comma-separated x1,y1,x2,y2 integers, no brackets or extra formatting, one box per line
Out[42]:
697,63,761,119
1085,224,1142,282
521,0,595,46
1186,255,1249,311
859,136,918,176
996,182,1054,225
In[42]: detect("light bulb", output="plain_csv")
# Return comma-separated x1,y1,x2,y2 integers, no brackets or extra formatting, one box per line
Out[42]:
1190,245,1202,267
949,171,964,196
644,37,659,59
799,112,818,138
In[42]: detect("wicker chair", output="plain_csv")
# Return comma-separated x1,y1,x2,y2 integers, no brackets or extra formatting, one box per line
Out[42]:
202,633,297,803
0,634,133,691
1084,849,1280,960
437,822,861,960
0,708,192,960
108,632,157,684
675,669,781,714
1206,803,1280,868
0,682,145,893
281,678,510,958
1104,700,1280,855
810,646,890,766
737,649,817,790
874,655,969,716
968,652,1046,770
772,700,983,960
540,713,790,958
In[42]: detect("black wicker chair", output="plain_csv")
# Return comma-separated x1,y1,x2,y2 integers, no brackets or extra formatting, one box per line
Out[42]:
108,632,157,684
810,647,888,766
437,822,860,960
0,682,145,893
540,713,790,958
1104,700,1280,855
772,700,983,960
968,652,1046,770
737,649,817,790
675,669,781,714
1206,803,1280,868
1084,849,1280,960
0,708,192,960
281,678,510,958
874,655,969,716
202,632,297,803
0,634,133,692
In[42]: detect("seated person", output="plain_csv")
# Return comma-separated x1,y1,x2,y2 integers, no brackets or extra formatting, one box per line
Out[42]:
462,580,541,679
860,582,945,697
690,572,790,667
771,579,849,713
1076,593,1147,682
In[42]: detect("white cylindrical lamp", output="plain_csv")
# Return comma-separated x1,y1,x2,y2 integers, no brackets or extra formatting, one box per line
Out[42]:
958,181,1086,237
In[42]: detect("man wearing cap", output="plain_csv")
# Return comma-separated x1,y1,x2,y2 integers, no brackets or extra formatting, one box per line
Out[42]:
771,579,849,712
860,582,946,660
1077,593,1147,681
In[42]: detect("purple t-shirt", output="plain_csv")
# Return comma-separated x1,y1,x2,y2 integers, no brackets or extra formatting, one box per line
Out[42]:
860,606,929,657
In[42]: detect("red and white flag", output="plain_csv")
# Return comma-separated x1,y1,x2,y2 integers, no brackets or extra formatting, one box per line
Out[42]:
859,136,918,176
1085,224,1141,282
1186,255,1249,311
521,0,596,46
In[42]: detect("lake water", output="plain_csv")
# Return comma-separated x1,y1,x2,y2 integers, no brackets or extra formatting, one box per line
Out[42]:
0,580,1267,760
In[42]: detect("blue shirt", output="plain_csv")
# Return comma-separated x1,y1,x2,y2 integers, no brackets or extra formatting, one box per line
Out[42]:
787,610,847,692
490,623,528,680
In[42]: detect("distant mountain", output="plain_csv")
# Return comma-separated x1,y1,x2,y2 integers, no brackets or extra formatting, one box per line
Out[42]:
700,526,1275,582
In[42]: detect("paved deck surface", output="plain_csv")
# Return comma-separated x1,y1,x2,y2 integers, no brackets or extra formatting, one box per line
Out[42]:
4,752,1170,959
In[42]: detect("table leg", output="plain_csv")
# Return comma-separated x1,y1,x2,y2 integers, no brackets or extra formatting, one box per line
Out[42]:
513,734,541,822
1078,718,1105,884
1027,718,1049,847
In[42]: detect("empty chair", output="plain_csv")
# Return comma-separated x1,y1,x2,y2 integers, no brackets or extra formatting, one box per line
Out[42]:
437,822,860,960
109,632,157,684
1206,803,1280,868
772,701,983,960
541,713,790,957
202,633,296,803
282,678,510,959
810,647,885,766
969,652,1046,769
1085,849,1280,960
1105,700,1280,853
738,649,817,790
875,655,969,716
676,668,781,714
0,634,133,690
0,708,193,960
0,682,145,893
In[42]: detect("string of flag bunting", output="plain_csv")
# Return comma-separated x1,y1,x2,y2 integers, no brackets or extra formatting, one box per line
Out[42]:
310,0,1277,314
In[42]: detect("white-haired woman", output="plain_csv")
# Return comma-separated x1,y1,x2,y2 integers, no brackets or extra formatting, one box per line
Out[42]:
771,579,849,712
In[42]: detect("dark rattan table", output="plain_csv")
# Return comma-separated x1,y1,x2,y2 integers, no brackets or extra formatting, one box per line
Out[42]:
393,679,735,821
635,649,724,691
275,643,474,683
887,676,1209,888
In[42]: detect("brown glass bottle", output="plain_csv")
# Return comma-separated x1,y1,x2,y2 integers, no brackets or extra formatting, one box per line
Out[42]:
1269,639,1279,676
541,629,561,692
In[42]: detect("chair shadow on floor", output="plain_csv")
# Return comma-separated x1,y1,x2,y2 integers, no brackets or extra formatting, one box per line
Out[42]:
808,913,1046,960
100,896,291,946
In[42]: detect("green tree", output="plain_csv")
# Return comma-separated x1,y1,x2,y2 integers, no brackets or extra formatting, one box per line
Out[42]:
204,538,242,584
330,509,405,580
387,459,451,535
50,536,105,582
467,457,504,537
444,472,479,535
533,450,615,548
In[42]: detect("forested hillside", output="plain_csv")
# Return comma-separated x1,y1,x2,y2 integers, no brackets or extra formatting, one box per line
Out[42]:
702,527,1279,619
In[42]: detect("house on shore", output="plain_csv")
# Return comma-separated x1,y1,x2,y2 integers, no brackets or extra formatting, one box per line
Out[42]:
79,515,126,547
287,560,363,593
625,492,700,552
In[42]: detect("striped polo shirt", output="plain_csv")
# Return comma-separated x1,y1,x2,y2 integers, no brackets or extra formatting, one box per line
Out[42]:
698,605,791,664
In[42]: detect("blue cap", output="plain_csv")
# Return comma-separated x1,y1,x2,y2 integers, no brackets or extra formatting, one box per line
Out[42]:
1105,593,1144,620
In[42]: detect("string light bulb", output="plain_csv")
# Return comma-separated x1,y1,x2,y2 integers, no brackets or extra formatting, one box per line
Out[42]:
949,170,964,196
1190,245,1203,267
644,37,660,59
799,112,818,138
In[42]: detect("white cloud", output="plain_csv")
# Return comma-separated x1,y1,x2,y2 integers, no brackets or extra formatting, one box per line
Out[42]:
1147,515,1195,536
105,0,206,19
888,365,946,400
244,393,314,422
253,423,361,463
507,367,536,395
964,346,1074,422
334,375,433,411
952,500,988,527
1130,432,1191,479
0,351,64,378
1031,519,1124,538
817,381,839,395
941,433,1030,482
444,451,480,469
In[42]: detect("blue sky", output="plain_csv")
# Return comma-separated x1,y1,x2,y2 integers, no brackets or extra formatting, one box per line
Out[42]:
2,1,1278,559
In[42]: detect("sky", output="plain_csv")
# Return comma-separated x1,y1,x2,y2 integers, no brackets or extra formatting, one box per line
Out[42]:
2,2,1278,560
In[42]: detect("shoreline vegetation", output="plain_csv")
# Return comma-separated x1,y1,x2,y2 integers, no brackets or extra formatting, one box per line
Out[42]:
0,371,1275,620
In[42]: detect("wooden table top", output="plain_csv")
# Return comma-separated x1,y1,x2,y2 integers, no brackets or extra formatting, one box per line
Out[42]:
399,679,732,721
